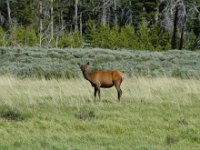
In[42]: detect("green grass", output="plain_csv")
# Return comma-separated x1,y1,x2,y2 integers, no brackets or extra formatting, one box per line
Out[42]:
0,77,200,149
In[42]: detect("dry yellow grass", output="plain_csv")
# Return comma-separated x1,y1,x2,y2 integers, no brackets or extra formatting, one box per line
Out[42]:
0,76,199,106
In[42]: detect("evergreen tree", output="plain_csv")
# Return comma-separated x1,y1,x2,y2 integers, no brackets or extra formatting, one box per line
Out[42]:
0,26,5,46
85,19,95,44
9,25,26,46
137,19,153,50
119,25,138,49
25,26,38,46
93,23,110,48
12,0,34,26
149,22,171,51
108,23,120,49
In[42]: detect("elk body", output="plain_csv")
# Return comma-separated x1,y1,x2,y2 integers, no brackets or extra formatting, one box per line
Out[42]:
79,62,124,102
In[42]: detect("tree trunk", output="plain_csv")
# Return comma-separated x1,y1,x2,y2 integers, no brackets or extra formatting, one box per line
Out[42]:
75,0,78,31
50,0,54,39
179,25,184,50
59,0,64,29
39,0,43,47
6,0,12,25
80,12,82,40
179,13,186,50
171,2,179,49
128,1,133,25
102,0,107,25
113,0,118,23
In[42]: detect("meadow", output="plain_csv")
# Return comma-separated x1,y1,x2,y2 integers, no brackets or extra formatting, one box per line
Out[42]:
0,77,200,149
0,47,200,149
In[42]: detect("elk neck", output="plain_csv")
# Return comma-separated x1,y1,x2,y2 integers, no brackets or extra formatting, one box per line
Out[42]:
82,69,91,81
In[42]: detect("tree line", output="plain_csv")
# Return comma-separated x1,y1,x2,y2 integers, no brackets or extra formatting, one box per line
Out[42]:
0,0,199,50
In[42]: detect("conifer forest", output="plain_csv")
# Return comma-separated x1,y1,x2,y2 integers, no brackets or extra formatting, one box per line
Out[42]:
0,0,199,50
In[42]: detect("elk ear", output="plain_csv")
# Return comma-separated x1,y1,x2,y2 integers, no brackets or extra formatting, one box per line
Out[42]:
87,62,90,65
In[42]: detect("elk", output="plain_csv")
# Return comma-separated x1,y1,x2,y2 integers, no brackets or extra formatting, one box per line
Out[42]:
78,62,124,102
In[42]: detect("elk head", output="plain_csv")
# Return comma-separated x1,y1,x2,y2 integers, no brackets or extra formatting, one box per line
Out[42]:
78,62,90,72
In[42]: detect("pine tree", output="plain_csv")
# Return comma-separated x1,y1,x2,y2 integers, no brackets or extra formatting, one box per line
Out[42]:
12,0,34,26
0,26,5,46
26,26,38,46
149,22,171,51
93,23,110,48
109,23,120,49
9,25,26,46
85,19,96,44
137,18,153,50
119,25,138,49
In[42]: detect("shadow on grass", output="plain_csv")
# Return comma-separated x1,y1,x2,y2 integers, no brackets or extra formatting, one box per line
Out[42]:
0,105,31,121
75,109,95,121
165,135,179,145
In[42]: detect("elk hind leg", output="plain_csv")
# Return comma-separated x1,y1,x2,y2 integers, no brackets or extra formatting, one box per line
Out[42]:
94,87,97,98
114,81,122,102
94,84,101,101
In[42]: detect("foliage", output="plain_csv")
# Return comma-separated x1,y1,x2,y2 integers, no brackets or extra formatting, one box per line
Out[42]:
0,0,199,50
12,0,34,26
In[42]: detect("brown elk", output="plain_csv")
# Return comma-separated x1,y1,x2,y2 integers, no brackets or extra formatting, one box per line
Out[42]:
78,62,124,102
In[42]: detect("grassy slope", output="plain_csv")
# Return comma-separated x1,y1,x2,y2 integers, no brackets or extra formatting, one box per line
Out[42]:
0,47,200,78
0,77,200,149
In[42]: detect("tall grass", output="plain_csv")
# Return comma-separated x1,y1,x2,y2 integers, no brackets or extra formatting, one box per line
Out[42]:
0,77,200,149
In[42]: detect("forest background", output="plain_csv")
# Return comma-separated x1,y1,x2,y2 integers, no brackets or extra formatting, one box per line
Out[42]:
0,0,199,51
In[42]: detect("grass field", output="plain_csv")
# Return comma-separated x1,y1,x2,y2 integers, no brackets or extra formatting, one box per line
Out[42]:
0,76,200,149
